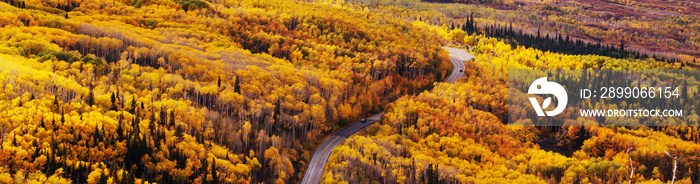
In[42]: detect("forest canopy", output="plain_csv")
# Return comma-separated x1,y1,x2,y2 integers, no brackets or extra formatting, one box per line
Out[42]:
324,34,700,183
0,0,451,183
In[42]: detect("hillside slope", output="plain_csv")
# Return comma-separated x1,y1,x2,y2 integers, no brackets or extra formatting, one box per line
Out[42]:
323,36,700,183
0,0,452,183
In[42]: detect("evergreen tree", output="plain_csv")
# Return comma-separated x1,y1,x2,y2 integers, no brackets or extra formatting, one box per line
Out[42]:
130,95,137,113
99,170,108,184
202,158,209,184
211,158,219,183
169,110,175,127
60,108,65,124
274,99,281,123
217,76,221,88
175,125,184,138
117,120,124,139
94,125,102,143
86,89,94,106
234,76,241,94
111,92,118,111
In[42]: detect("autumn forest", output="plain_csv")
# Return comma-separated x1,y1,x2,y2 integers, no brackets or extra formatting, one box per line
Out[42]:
1,0,700,183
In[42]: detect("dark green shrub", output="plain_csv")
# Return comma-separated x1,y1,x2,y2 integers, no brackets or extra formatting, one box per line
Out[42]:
141,18,158,29
37,50,79,63
176,0,208,12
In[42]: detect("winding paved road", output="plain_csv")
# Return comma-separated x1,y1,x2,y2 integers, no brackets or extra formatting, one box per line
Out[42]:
300,47,474,184
443,47,472,82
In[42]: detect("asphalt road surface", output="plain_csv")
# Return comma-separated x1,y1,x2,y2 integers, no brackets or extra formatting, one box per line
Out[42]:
300,47,473,184
443,47,473,82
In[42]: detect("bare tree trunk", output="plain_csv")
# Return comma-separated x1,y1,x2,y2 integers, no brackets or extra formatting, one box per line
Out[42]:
664,150,678,184
627,147,635,184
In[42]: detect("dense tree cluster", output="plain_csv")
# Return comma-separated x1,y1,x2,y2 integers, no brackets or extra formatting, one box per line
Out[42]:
0,0,26,9
0,0,451,183
348,0,700,64
324,35,700,183
471,22,681,63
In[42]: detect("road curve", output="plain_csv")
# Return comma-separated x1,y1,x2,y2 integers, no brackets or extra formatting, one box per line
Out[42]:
443,47,473,82
301,47,473,184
